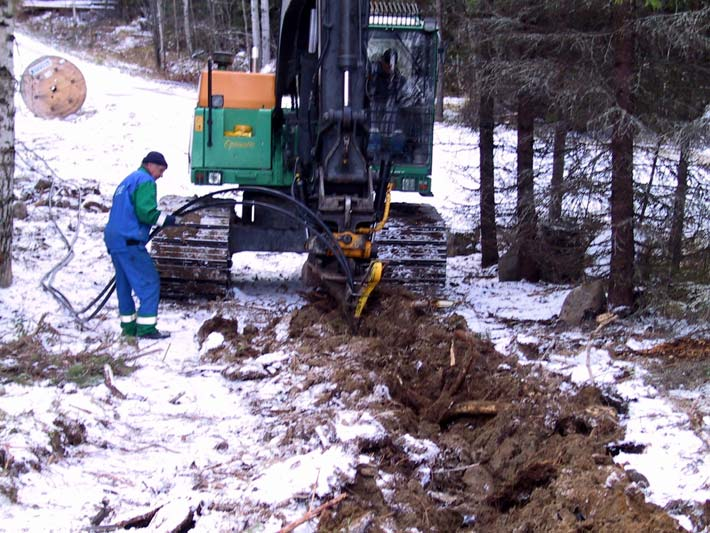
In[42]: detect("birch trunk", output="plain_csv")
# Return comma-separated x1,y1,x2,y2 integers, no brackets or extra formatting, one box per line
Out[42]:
251,0,260,69
0,4,14,287
260,0,271,67
156,0,166,69
149,0,162,69
182,0,193,55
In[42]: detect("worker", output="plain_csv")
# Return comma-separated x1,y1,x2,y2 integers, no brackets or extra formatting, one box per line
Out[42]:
104,151,177,339
369,48,411,135
370,49,406,106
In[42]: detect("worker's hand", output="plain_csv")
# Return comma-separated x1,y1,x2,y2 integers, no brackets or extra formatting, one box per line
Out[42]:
163,214,178,227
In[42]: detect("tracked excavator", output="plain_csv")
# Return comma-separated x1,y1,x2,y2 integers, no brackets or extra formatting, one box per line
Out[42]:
151,0,447,316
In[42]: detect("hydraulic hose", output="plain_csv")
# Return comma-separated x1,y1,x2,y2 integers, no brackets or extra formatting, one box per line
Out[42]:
46,186,356,326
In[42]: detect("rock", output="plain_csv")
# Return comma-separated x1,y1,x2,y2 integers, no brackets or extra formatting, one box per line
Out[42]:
222,363,269,381
146,499,196,532
626,468,650,488
34,177,52,191
462,464,496,499
12,201,28,220
498,246,521,282
559,280,606,326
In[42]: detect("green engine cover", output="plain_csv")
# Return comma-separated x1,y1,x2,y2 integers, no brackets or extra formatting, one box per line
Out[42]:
191,107,291,186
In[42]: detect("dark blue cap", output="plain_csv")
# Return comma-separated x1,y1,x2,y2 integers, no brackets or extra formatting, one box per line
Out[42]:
142,151,168,168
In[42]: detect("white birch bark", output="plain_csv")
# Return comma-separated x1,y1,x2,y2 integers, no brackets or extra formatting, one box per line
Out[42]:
0,3,14,287
260,0,271,67
182,0,193,55
156,0,166,69
251,0,261,69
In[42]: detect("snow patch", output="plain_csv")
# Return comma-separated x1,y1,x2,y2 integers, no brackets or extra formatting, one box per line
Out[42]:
250,446,356,505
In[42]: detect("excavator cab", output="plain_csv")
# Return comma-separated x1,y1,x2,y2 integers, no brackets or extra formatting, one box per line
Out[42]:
366,14,439,195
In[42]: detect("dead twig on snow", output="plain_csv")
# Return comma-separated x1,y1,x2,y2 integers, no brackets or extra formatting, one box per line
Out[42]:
277,493,347,533
102,364,127,399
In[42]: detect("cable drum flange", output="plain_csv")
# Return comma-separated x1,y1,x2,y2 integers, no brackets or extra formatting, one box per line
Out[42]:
20,56,87,119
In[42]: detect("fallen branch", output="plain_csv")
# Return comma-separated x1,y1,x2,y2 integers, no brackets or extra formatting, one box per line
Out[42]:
440,400,498,423
89,505,162,531
124,347,162,362
277,493,347,533
432,461,481,474
103,364,127,399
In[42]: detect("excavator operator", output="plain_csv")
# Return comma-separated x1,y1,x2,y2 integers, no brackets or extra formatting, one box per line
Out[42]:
369,47,416,142
371,49,406,104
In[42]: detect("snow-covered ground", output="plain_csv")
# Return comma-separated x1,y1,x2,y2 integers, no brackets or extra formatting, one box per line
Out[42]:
0,31,707,532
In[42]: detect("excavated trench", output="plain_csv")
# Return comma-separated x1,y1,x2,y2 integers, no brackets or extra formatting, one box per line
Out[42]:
280,288,682,532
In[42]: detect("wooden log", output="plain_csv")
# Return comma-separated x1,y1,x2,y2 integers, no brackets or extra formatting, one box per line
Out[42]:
440,400,498,423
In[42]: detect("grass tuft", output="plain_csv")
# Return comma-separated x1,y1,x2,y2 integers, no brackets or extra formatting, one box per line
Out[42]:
0,317,135,387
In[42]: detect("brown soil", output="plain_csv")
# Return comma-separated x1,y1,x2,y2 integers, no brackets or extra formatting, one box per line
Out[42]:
280,289,683,532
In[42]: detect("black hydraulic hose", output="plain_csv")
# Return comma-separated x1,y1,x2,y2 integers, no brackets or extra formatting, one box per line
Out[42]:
170,186,355,290
182,198,352,282
69,186,356,324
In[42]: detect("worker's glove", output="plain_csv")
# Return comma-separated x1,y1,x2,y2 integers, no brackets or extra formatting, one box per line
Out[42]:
163,214,178,227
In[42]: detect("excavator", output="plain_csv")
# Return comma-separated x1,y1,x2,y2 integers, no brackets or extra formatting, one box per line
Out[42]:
151,0,447,317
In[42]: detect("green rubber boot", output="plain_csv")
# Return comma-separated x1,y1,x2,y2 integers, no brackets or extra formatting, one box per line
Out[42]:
120,321,137,337
136,324,170,339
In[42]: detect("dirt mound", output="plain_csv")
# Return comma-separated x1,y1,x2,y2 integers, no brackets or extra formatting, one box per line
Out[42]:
631,336,709,359
286,289,682,532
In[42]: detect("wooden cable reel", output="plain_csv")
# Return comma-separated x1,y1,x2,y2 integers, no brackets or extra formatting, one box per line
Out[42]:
20,56,87,119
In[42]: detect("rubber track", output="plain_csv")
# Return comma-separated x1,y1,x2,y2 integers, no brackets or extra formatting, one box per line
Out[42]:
151,205,233,299
374,202,448,294
150,200,447,299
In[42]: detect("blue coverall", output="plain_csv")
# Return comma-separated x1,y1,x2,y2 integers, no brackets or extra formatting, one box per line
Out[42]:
104,167,169,336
